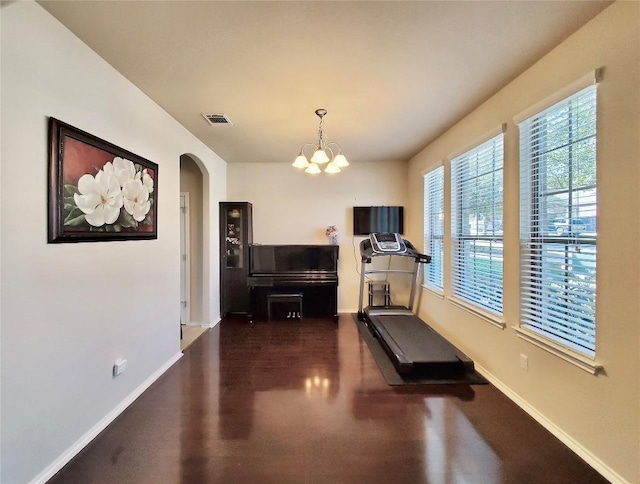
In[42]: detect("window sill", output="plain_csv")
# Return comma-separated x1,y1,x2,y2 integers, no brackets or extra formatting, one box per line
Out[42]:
422,284,445,299
448,296,506,329
513,325,603,375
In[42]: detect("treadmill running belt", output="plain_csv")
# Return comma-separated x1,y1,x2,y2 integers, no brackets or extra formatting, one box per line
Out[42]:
368,314,475,378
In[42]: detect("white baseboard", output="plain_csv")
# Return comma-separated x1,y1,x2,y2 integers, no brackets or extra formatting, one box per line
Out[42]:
475,363,628,484
208,318,221,328
30,352,183,484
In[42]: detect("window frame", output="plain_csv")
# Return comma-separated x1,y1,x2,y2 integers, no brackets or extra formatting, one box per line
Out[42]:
423,165,445,293
449,129,505,327
516,78,602,374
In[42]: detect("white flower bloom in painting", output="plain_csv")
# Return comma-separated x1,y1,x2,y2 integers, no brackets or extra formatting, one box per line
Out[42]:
142,168,154,194
133,169,154,194
122,178,151,222
104,157,136,187
73,170,124,227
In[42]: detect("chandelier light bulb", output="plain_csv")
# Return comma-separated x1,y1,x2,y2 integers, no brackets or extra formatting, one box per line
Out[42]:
333,153,349,167
311,149,330,164
324,162,341,174
305,162,321,174
292,154,309,168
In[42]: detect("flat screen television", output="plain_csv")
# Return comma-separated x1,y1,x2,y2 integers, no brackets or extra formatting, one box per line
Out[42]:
353,206,404,236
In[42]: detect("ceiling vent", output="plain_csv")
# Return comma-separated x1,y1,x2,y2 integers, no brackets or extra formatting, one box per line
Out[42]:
201,113,233,126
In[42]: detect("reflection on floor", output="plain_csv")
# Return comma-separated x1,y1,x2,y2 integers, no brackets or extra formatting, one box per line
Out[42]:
50,315,607,483
180,324,208,351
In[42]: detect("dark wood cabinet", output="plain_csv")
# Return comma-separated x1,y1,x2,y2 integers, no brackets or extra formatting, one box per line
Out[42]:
220,202,253,316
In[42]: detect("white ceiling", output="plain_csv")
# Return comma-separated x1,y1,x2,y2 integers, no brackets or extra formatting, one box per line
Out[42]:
38,0,611,165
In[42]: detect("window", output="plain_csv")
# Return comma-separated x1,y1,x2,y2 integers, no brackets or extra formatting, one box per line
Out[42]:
423,166,444,290
451,132,504,317
518,84,597,357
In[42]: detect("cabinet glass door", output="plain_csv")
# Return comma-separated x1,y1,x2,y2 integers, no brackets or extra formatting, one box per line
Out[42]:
225,207,243,268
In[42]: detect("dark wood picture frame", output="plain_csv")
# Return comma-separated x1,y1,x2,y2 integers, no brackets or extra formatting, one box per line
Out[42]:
48,117,158,243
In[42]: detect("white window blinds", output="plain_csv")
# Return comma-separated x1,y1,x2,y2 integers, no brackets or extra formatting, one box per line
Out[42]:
518,84,597,356
424,166,444,290
451,133,504,315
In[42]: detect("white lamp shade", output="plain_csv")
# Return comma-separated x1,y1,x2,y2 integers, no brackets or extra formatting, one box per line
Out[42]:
311,149,330,164
333,153,349,167
305,163,321,174
292,154,309,168
324,162,341,174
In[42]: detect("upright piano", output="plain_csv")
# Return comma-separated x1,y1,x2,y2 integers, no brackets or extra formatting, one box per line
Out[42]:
247,244,339,322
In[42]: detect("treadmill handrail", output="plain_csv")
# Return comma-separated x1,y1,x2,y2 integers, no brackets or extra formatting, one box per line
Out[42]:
357,235,431,315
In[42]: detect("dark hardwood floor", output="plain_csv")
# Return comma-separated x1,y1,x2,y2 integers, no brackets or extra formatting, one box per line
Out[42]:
50,315,607,483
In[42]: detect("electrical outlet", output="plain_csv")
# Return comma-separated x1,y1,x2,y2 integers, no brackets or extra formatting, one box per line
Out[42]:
519,354,528,371
113,358,127,377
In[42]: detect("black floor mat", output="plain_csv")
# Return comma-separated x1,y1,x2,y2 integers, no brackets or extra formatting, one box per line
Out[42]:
352,314,488,386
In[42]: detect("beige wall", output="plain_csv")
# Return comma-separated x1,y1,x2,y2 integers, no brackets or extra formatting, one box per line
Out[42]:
407,3,639,482
227,160,408,312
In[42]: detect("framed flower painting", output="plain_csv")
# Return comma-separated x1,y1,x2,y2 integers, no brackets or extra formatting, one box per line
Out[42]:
48,118,158,243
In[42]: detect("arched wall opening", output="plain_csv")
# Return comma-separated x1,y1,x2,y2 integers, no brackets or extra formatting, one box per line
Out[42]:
180,153,212,326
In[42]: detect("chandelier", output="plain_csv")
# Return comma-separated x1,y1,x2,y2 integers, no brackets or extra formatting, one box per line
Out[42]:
292,109,349,174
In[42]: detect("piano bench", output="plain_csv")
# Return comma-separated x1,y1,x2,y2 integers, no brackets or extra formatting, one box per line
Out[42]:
267,293,303,321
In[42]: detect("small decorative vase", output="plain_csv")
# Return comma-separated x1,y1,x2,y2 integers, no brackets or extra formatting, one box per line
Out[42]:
328,235,338,245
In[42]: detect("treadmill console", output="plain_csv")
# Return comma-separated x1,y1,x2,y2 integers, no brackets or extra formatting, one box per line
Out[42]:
369,233,407,254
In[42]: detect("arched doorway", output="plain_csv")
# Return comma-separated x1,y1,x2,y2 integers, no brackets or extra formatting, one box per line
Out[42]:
180,154,206,328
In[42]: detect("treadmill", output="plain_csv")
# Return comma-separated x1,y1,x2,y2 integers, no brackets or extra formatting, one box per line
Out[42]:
358,233,478,380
